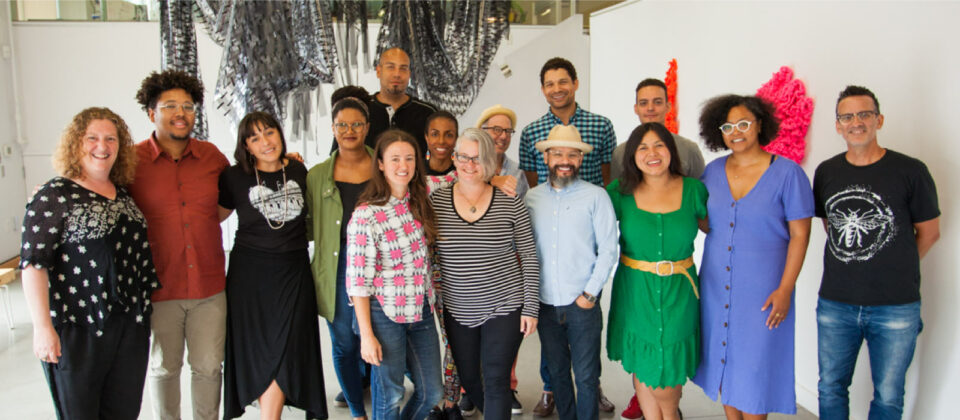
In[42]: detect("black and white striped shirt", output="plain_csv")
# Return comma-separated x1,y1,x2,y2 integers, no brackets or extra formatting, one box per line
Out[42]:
432,185,540,327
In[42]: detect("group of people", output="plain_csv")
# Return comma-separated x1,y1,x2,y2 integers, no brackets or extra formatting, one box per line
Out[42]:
20,45,939,420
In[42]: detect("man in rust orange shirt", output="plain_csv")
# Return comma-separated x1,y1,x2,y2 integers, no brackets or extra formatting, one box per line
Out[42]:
130,70,230,420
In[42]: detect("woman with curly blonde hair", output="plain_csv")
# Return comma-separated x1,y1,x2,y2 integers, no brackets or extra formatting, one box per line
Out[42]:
21,107,160,420
53,107,139,186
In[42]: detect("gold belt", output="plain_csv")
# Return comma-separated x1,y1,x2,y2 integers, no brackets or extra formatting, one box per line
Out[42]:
619,254,699,300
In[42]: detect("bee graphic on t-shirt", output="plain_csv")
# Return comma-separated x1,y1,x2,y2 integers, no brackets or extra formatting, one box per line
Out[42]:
829,208,891,249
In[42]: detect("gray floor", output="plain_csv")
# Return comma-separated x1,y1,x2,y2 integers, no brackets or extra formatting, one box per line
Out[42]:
0,278,816,420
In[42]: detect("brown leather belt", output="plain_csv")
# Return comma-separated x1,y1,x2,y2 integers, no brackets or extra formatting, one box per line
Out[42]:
619,254,699,299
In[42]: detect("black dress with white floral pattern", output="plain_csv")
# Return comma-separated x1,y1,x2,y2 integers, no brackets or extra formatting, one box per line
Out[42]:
20,177,160,336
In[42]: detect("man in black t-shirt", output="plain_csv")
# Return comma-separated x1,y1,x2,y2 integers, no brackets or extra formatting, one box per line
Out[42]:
330,47,436,156
813,86,940,420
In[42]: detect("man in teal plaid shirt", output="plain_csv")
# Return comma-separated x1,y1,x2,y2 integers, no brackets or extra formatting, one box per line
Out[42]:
520,57,616,188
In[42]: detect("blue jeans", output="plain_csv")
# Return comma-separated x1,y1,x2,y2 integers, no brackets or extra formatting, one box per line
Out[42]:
817,298,922,420
539,347,553,392
369,301,442,420
539,302,602,420
328,251,368,417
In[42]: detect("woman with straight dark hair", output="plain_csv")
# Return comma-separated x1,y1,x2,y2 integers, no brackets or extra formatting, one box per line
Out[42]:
693,95,813,419
607,122,707,420
346,129,442,420
218,111,327,419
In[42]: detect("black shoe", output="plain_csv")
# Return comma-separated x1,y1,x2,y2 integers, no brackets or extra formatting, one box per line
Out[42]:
428,405,445,420
333,391,348,408
511,390,523,415
445,405,465,420
459,393,477,416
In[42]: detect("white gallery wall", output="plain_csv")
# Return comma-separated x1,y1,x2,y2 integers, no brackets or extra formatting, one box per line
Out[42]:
0,3,28,261
591,1,959,420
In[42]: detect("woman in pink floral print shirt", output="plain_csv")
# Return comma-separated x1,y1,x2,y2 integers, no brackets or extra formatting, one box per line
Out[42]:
345,129,442,420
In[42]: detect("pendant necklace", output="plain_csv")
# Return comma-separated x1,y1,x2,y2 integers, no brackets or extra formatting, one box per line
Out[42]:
458,183,484,214
254,164,288,230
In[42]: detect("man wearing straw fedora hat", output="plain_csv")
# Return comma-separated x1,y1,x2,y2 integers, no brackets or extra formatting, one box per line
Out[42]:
525,124,619,420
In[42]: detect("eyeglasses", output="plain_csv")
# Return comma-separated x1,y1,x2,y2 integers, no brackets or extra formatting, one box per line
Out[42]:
546,150,583,160
158,102,197,114
334,122,367,133
836,110,879,125
719,119,754,135
454,153,481,165
482,126,515,136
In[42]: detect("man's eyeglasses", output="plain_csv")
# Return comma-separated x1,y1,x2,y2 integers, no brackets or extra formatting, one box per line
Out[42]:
482,126,515,136
158,103,197,114
836,110,879,125
334,122,367,133
454,153,481,165
719,120,754,135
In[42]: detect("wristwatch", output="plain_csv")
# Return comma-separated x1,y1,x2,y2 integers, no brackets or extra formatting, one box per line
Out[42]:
581,291,597,304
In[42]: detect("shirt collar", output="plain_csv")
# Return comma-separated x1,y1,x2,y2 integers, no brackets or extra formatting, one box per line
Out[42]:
548,178,584,195
146,132,203,162
547,103,583,124
387,192,411,206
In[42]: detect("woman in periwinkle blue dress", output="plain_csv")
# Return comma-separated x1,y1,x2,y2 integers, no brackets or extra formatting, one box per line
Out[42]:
692,95,814,419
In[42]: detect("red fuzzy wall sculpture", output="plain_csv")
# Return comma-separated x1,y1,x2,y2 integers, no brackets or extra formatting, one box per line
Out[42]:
755,66,814,163
664,59,679,134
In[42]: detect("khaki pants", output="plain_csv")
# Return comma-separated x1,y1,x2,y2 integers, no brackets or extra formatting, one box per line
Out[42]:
148,291,227,420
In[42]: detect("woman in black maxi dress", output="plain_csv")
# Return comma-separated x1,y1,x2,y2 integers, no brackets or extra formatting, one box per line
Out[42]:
219,111,327,420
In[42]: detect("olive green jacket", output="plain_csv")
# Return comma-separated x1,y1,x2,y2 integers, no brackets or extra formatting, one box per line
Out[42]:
306,146,375,321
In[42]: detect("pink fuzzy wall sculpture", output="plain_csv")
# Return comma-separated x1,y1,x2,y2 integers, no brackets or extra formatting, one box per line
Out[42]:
755,66,814,163
664,59,679,134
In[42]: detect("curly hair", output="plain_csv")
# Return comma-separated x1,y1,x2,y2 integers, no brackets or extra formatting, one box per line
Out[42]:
135,70,204,112
618,122,683,194
699,94,780,152
358,129,437,245
53,107,138,186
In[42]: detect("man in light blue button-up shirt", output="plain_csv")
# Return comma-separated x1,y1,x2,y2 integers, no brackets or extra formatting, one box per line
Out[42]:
525,125,618,420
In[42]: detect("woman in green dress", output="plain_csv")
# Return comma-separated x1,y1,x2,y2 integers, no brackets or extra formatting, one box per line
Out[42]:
606,122,707,420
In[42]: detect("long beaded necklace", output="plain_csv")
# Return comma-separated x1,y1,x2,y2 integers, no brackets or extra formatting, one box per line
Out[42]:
254,164,288,230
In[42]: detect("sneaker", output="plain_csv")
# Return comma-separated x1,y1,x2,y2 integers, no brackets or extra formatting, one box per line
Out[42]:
598,386,615,413
532,391,555,417
428,405,445,420
621,394,644,420
459,393,477,416
445,405,465,420
333,391,348,408
511,390,523,415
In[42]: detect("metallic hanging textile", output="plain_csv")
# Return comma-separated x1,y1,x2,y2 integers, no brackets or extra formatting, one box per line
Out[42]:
376,0,510,115
191,0,339,142
159,0,209,140
332,0,371,86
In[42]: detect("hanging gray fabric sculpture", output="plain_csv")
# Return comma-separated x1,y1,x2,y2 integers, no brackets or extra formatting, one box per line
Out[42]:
171,0,339,143
331,0,372,86
159,0,208,140
377,0,511,115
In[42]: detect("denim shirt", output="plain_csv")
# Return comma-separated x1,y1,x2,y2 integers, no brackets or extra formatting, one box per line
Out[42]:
305,146,375,321
525,178,619,306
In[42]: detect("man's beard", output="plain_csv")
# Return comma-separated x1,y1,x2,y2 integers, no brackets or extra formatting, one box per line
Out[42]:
548,164,579,188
